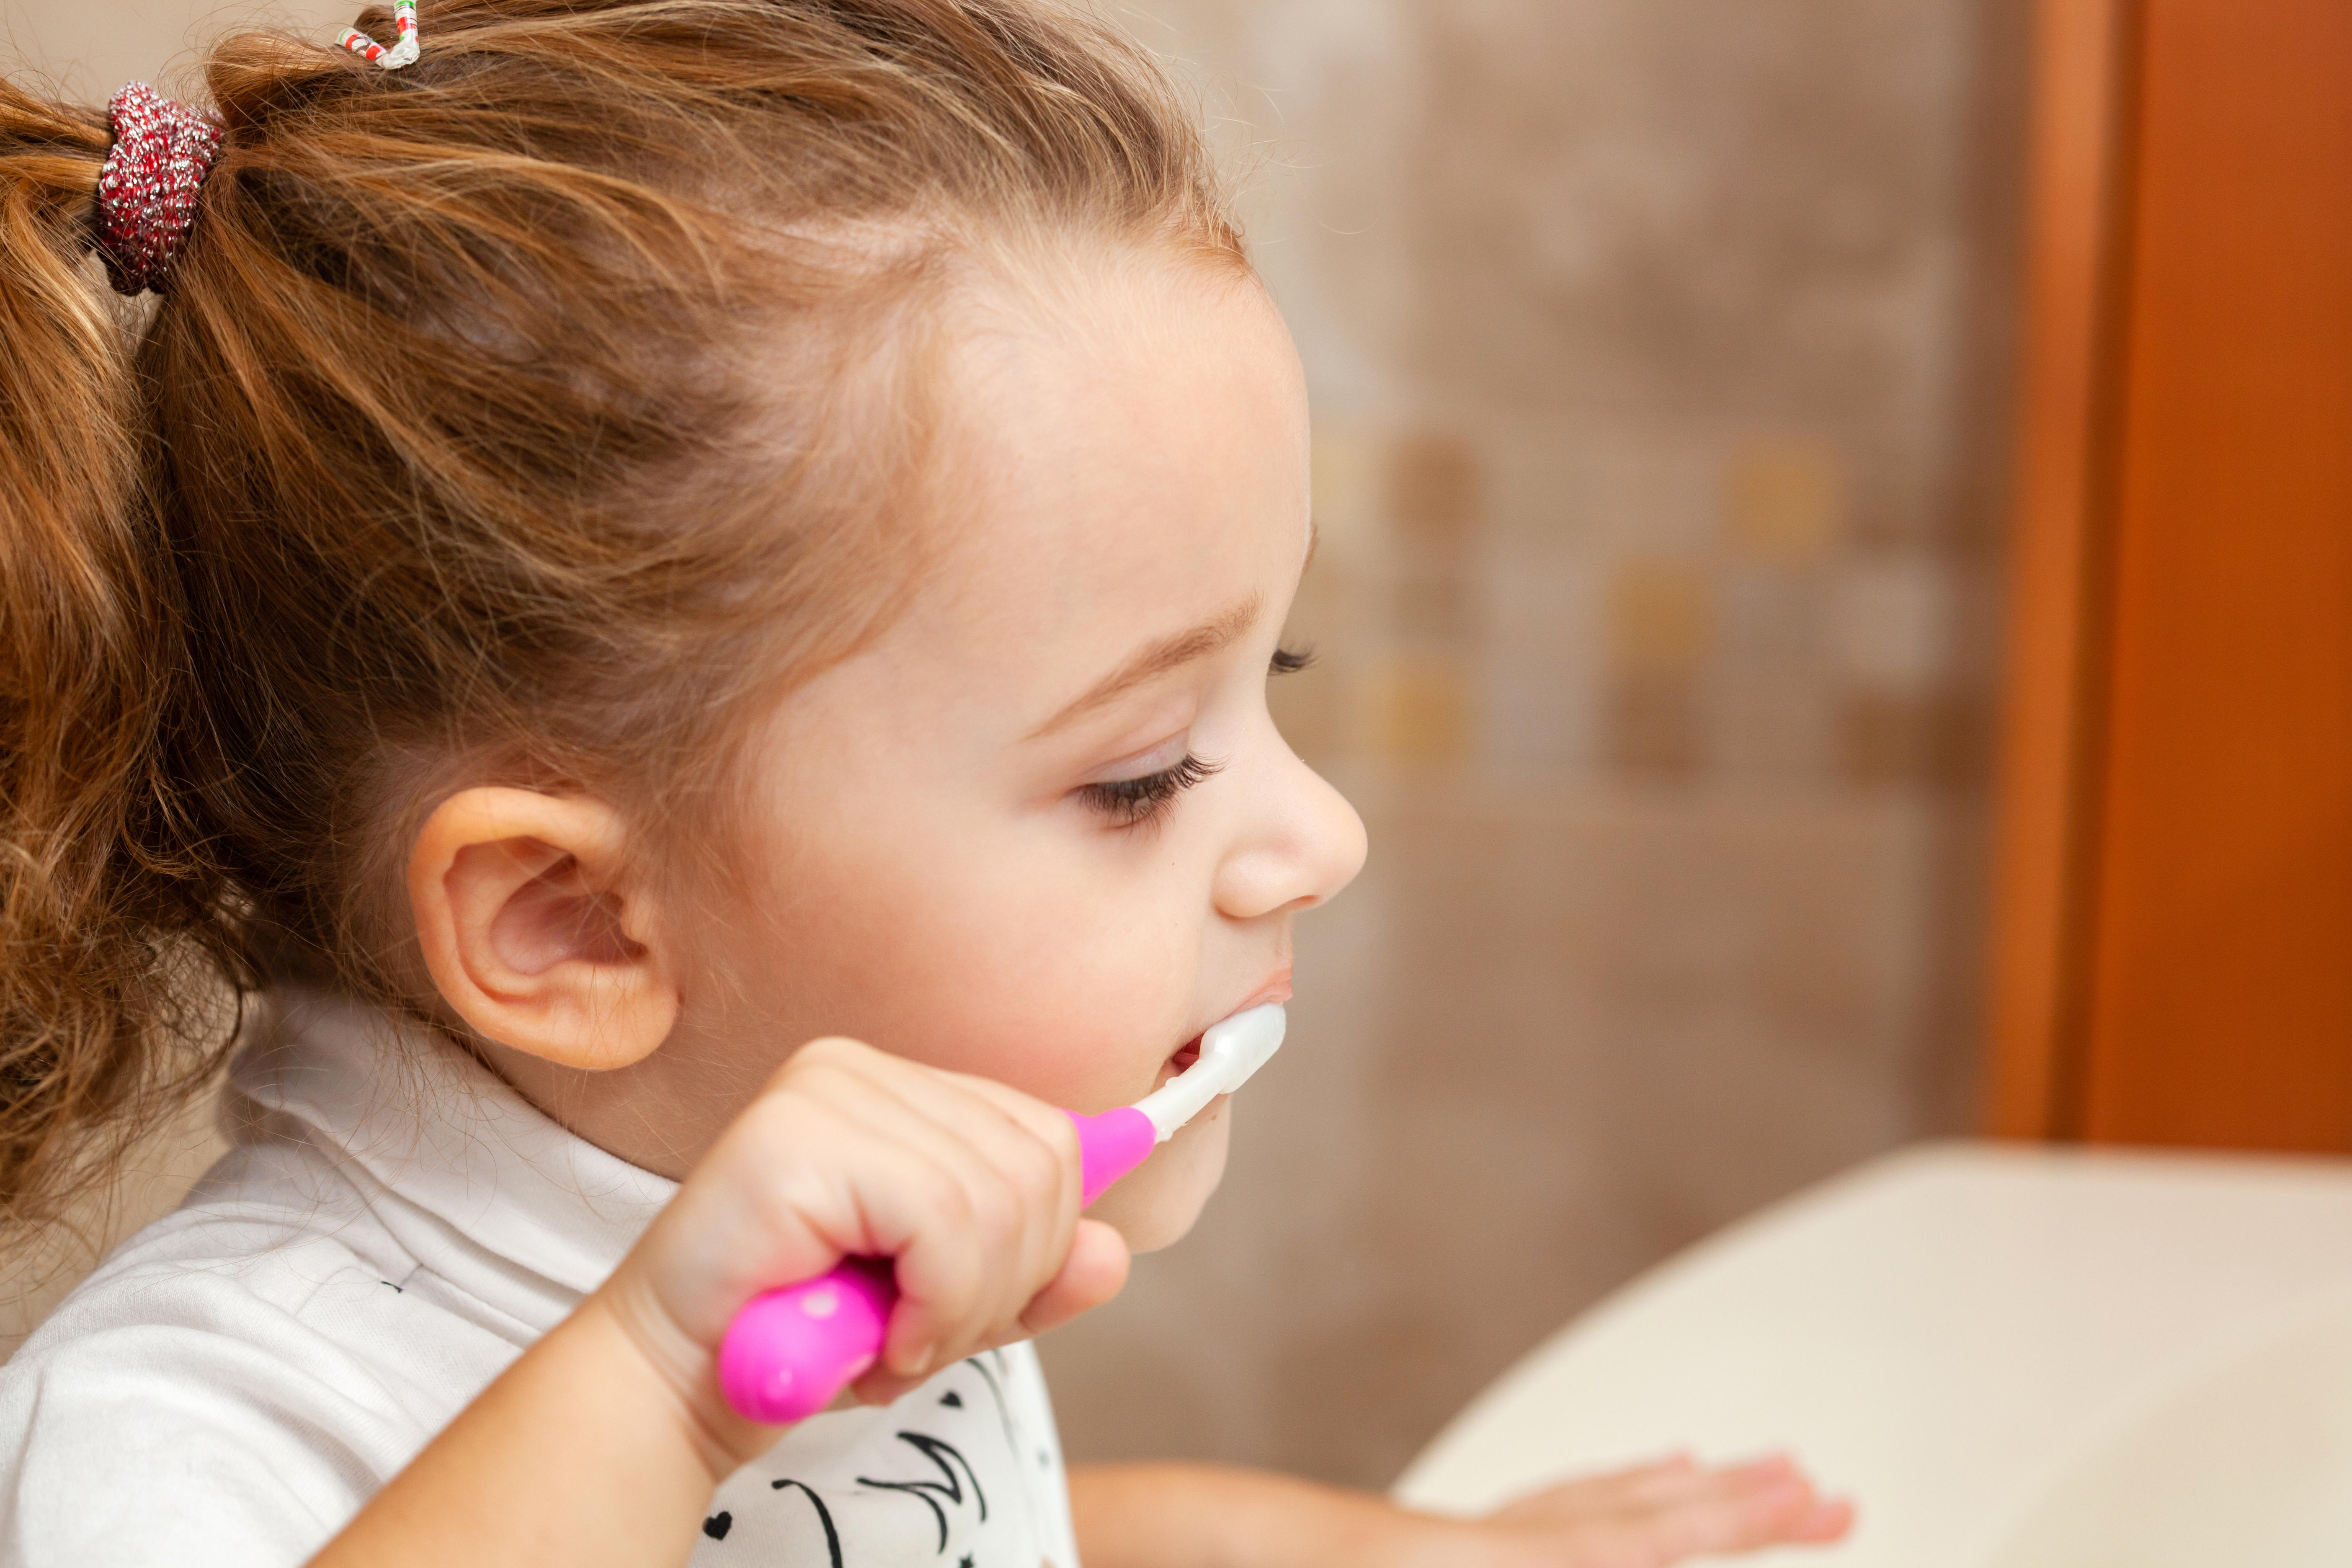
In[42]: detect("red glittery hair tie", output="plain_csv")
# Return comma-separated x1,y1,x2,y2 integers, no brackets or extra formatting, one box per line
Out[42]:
95,82,224,297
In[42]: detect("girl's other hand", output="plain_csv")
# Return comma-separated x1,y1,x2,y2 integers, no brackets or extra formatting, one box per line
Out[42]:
1432,1452,1854,1568
1069,1454,1850,1568
590,1036,1132,1472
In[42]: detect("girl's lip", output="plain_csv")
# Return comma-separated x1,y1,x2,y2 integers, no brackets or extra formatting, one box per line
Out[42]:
1165,970,1293,1073
1238,972,1294,1014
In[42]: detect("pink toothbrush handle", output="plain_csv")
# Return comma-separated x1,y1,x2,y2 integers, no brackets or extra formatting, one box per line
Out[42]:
716,1106,1158,1423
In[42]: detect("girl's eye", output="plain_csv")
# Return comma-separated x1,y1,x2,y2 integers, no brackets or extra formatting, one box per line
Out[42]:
1271,644,1316,676
1079,751,1224,828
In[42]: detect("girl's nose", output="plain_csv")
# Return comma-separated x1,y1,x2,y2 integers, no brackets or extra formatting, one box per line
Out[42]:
1212,740,1367,921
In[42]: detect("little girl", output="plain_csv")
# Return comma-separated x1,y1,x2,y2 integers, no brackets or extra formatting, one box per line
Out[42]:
0,3,1852,1564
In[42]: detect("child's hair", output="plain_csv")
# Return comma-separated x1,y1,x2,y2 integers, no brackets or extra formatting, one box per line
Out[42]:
0,0,1243,1230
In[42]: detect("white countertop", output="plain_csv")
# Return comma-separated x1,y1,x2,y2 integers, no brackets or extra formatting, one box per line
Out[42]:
1394,1141,2352,1567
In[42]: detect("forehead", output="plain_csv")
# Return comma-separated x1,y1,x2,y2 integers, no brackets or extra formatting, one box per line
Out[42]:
911,260,1309,667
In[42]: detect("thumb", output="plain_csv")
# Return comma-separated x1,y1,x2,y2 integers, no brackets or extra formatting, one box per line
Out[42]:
1020,1219,1130,1334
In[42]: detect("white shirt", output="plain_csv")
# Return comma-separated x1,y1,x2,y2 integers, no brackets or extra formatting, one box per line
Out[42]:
0,991,1081,1568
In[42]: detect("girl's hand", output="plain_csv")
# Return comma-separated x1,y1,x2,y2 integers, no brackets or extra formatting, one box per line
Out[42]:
313,1039,1126,1568
591,1036,1132,1473
1413,1453,1853,1568
1070,1456,1851,1568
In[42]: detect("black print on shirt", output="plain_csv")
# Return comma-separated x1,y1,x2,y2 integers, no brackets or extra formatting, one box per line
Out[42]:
856,1432,987,1552
707,1359,1033,1563
769,1478,846,1568
962,1353,1021,1461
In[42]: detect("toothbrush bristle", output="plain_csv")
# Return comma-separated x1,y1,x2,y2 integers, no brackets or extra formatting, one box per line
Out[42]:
1131,1003,1287,1140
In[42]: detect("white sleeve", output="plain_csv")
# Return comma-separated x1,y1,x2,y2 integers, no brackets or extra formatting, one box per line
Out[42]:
0,1224,511,1568
0,1322,374,1567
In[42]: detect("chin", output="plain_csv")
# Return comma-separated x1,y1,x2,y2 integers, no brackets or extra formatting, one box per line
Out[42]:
1089,1106,1232,1253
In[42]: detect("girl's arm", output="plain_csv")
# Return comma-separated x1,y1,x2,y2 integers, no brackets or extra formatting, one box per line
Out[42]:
1069,1455,1852,1568
310,1036,1129,1568
304,1292,723,1568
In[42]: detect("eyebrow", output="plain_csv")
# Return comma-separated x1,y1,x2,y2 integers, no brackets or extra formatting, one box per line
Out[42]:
1027,594,1264,740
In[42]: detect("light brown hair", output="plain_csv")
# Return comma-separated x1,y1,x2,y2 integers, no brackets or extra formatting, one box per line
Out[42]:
0,0,1243,1230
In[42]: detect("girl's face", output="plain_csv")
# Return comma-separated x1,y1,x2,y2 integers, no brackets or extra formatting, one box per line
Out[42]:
672,260,1365,1251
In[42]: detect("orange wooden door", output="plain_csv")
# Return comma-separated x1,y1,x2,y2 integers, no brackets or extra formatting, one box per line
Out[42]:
1990,0,2352,1148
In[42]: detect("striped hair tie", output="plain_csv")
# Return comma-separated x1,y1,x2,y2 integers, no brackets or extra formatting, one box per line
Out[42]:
341,1,421,69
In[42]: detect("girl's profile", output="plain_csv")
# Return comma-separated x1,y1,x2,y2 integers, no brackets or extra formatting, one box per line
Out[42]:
0,3,1851,1563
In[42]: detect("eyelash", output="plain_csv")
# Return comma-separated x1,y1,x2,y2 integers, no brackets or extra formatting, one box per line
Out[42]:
1075,647,1314,829
1080,752,1224,828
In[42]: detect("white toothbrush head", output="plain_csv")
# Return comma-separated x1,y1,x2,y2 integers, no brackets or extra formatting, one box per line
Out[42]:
1130,1003,1287,1142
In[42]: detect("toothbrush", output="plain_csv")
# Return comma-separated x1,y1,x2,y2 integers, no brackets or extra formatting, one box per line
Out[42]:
716,1003,1288,1424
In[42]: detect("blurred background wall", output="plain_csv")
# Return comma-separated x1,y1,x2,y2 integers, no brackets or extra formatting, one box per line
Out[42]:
2,0,2031,1493
1039,0,2031,1488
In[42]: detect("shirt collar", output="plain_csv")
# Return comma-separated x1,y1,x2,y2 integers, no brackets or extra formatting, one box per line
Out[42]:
227,988,678,1302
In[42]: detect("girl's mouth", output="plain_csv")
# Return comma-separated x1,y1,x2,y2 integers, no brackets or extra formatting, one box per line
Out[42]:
1165,972,1289,1081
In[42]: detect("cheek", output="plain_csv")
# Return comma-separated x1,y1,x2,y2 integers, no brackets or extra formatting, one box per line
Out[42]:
1086,1098,1232,1252
730,803,1197,1108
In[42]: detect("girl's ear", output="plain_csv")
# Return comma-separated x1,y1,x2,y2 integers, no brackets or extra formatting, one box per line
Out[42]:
405,788,678,1071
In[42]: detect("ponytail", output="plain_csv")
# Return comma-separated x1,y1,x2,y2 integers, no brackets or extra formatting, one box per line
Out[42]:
1,0,1246,1230
0,80,232,1233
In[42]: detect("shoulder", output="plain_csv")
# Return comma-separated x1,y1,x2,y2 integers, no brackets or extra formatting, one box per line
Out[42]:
0,1151,517,1568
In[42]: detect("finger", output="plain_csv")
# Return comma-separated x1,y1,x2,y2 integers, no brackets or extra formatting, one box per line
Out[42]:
1019,1218,1131,1334
1486,1452,1700,1524
1631,1467,1832,1559
1727,1472,1843,1547
806,1064,1075,1374
753,1043,1084,1385
763,1071,1003,1375
824,1057,1081,1264
841,1062,1089,1339
941,1070,1088,1166
846,1073,1081,1357
1790,1495,1856,1542
850,1143,988,1380
665,1087,943,1329
1568,1452,1706,1509
852,1358,946,1407
913,1076,1084,1314
841,1050,1080,1173
761,1031,871,1092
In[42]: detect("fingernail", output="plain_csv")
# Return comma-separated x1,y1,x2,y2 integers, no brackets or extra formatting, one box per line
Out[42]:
1808,1498,1858,1538
903,1342,935,1376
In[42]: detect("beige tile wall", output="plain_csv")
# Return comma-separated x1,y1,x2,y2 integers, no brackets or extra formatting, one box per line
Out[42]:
1,0,349,101
1,0,2028,1492
1037,0,2027,1487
